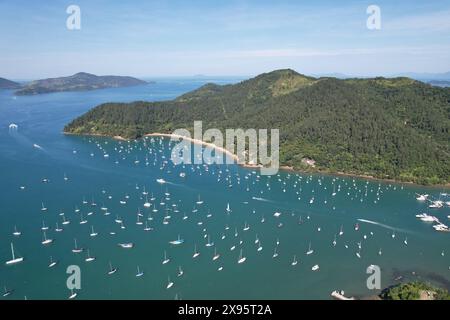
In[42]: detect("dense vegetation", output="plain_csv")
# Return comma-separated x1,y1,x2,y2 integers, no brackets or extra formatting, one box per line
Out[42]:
380,281,450,300
15,72,147,95
64,69,450,185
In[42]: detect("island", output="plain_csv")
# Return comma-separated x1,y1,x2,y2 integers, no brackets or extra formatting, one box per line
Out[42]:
15,72,147,95
380,281,450,300
64,69,450,185
0,77,21,89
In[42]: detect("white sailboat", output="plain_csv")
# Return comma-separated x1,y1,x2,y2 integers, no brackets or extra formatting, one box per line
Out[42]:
136,266,144,277
169,235,184,245
72,238,83,253
291,255,298,266
272,246,278,258
312,264,320,271
41,231,53,245
306,242,314,255
55,222,63,232
192,245,200,258
12,226,21,237
162,251,170,264
177,266,184,277
107,262,117,275
237,249,246,264
166,276,174,289
68,289,77,300
85,249,96,262
90,226,98,237
212,248,220,261
5,242,24,265
48,256,58,268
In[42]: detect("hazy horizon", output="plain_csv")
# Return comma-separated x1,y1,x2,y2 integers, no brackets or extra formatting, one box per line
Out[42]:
1,0,450,79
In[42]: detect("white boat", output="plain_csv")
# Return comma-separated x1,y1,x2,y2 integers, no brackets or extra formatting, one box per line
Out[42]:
332,234,337,247
107,262,117,275
196,195,204,205
5,242,24,265
85,249,96,262
90,226,98,237
166,277,174,289
68,289,77,300
212,248,220,261
291,255,298,266
72,239,83,253
273,212,281,218
306,242,314,255
118,243,134,249
193,245,200,258
136,266,144,277
55,223,63,232
243,222,250,231
404,237,408,246
41,202,47,211
12,226,21,237
162,251,170,264
331,290,355,300
144,221,153,231
169,235,184,245
48,256,58,268
3,286,14,297
177,266,184,277
312,264,320,271
205,235,214,247
41,221,49,231
226,203,231,213
356,248,361,259
157,178,166,184
416,194,428,201
41,231,53,245
272,247,278,258
339,225,344,236
237,249,246,264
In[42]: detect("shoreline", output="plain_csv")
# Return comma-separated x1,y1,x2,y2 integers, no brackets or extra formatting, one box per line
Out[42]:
63,131,450,188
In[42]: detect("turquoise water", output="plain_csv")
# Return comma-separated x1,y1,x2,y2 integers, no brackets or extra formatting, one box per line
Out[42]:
0,79,449,300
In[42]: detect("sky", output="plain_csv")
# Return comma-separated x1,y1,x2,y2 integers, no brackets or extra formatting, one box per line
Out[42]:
0,0,449,79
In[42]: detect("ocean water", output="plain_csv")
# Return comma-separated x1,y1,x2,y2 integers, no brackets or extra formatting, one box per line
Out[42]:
0,79,449,300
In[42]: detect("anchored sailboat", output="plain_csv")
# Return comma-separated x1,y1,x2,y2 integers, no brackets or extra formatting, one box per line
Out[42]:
5,242,24,265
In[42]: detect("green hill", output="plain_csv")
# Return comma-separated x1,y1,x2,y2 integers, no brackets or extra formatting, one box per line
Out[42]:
64,69,450,185
15,72,147,95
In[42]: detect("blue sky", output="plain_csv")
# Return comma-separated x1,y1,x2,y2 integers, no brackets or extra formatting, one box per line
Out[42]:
0,0,449,79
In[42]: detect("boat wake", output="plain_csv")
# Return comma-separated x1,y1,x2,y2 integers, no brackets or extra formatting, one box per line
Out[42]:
357,218,411,233
251,196,273,203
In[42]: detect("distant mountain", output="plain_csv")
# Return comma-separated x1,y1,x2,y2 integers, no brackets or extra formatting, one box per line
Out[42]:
15,72,147,95
65,69,450,185
395,72,450,81
0,77,21,89
427,80,450,87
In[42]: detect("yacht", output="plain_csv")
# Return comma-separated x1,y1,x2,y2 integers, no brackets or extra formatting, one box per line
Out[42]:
237,249,246,264
89,226,98,237
291,255,298,266
68,289,77,300
272,246,278,258
177,266,184,277
12,226,21,237
169,235,184,245
312,264,320,271
166,277,174,289
85,249,96,262
72,239,83,253
156,178,166,184
41,231,53,245
136,266,144,277
118,243,134,249
48,256,58,268
306,242,314,255
162,251,170,264
416,194,428,201
212,248,220,261
193,245,200,258
5,242,24,265
107,262,117,275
